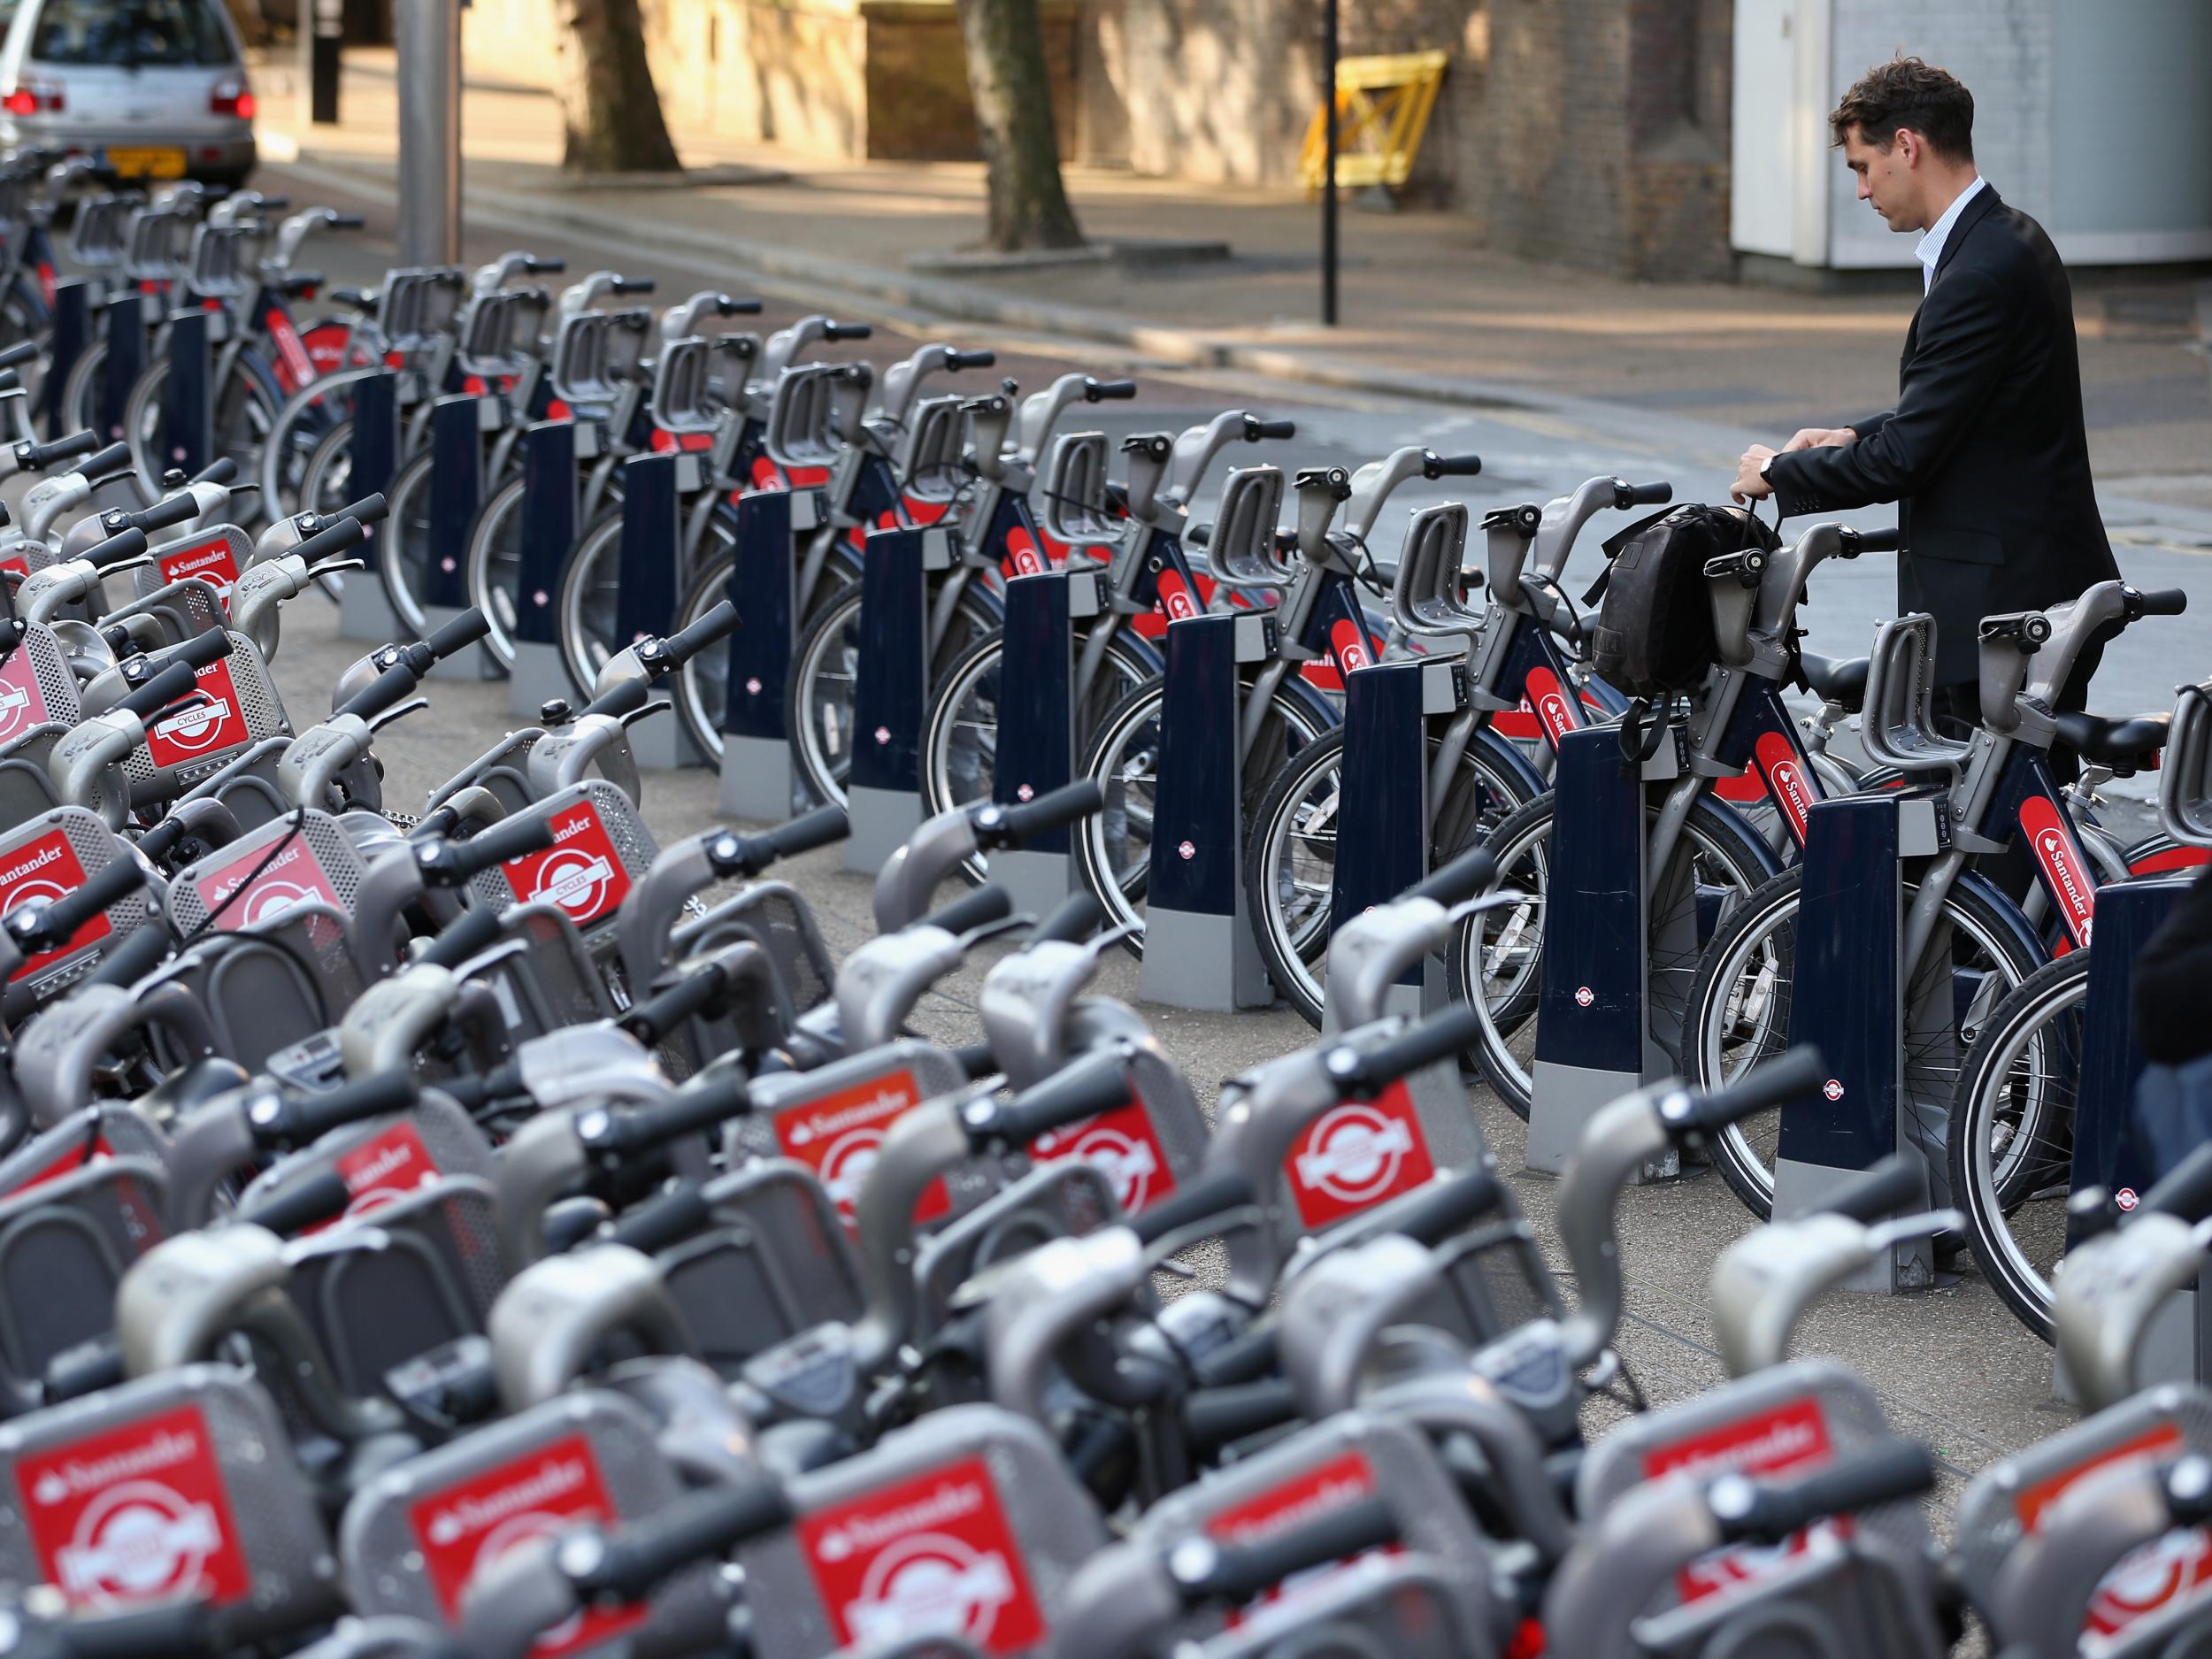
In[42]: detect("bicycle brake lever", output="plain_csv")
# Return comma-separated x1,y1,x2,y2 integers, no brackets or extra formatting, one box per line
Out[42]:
365,695,428,733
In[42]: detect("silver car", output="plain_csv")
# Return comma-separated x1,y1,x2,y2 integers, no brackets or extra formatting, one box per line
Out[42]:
0,0,254,188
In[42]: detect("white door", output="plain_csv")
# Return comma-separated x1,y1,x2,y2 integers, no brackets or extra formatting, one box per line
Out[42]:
1731,0,1799,257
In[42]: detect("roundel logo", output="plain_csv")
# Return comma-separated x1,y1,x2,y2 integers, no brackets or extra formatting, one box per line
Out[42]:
150,695,230,755
1156,569,1198,621
473,1510,590,1649
819,1128,886,1211
58,1481,223,1602
1003,527,1045,578
1295,1104,1412,1205
2116,1187,2140,1212
238,880,318,927
1065,1125,1157,1211
529,849,618,918
1823,1079,1845,1102
2090,1528,2203,1632
849,1532,1017,1644
4,877,69,917
1574,986,1595,1008
0,675,37,740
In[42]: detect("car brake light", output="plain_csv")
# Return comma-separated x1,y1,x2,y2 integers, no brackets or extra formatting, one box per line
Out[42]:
2,81,61,115
211,80,253,119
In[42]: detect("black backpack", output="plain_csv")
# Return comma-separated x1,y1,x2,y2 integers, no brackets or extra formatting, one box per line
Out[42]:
1587,503,1780,700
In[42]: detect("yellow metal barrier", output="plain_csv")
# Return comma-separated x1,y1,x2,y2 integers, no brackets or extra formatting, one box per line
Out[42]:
1299,50,1449,193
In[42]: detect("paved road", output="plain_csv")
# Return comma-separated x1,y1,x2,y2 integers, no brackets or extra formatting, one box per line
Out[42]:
248,158,2192,1532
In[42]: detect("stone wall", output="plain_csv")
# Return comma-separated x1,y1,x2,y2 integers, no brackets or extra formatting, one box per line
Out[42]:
457,0,1738,276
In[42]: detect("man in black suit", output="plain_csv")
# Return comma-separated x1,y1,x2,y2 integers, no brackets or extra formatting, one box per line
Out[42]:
1731,57,2118,749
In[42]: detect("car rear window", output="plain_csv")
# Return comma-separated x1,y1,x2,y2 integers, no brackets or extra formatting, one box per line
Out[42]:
28,0,234,66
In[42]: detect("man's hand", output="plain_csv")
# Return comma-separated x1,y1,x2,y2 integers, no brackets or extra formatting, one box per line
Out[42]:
1782,426,1858,451
1732,444,1777,505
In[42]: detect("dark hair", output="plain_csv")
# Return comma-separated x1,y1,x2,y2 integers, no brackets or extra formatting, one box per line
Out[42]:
1831,57,1975,162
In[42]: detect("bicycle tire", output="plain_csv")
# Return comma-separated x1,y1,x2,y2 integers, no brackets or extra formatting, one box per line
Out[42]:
59,337,105,441
259,365,378,518
782,576,1004,810
1682,864,2049,1219
916,622,1161,876
671,534,863,766
1946,950,2090,1341
464,472,529,669
124,354,280,528
1447,791,1780,1122
1245,724,1540,1029
1070,675,1332,959
376,448,440,638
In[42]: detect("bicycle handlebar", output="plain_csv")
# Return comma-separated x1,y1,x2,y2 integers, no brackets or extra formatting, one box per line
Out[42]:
233,1170,351,1237
654,600,736,669
1711,1440,1934,1547
1029,891,1105,948
280,520,365,579
611,276,656,296
329,212,366,230
1174,1495,1397,1605
1670,1046,1828,1137
1425,452,1483,480
918,884,1014,938
81,924,167,991
1323,1002,1481,1098
1086,379,1138,402
15,429,97,471
335,661,417,723
1842,526,1902,555
947,349,997,371
565,1476,795,1605
105,493,196,536
1819,1154,1924,1225
85,527,150,568
965,1048,1131,1151
2134,587,2189,618
823,321,871,342
1244,417,1297,442
605,1179,710,1254
588,1074,750,1161
418,906,503,971
191,457,238,487
165,629,234,674
619,966,729,1048
1405,847,1497,906
983,779,1104,849
1395,1161,1507,1247
428,811,557,882
579,677,649,722
329,492,389,527
1614,480,1672,510
6,856,143,955
254,1071,419,1149
0,339,40,371
82,440,134,481
1126,1169,1249,1247
423,605,492,662
115,658,200,722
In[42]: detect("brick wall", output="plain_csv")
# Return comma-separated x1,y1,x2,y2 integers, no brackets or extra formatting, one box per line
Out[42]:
1097,0,1733,275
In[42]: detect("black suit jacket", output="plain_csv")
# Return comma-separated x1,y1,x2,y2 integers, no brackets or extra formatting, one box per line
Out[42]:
1764,186,2117,684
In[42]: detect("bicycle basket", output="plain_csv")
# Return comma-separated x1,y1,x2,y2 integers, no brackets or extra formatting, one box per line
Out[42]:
134,526,251,616
0,1365,338,1640
0,807,156,1006
1039,432,1118,550
660,1159,866,1375
2160,681,2212,851
165,808,367,936
341,1389,726,1656
764,365,845,475
0,1156,166,1392
150,902,361,1077
1389,503,1477,643
1858,613,1971,779
899,393,970,509
677,878,836,1018
1205,464,1290,588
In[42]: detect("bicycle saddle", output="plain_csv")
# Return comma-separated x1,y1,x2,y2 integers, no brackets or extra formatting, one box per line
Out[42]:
2053,708,2170,772
1799,650,1870,710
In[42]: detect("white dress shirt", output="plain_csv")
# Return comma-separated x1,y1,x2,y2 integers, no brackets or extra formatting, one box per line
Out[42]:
1916,176,1987,293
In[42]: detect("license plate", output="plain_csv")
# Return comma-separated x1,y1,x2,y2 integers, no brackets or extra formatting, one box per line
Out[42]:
105,146,186,179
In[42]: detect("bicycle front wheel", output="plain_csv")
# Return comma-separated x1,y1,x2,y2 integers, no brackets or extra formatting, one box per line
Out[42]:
1682,867,2048,1219
1447,792,1778,1121
1071,678,1331,956
1246,726,1536,1029
376,449,439,639
1947,951,2089,1340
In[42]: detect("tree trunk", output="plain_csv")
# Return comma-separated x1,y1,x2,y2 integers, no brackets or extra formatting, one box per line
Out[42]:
554,0,682,174
953,0,1085,251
